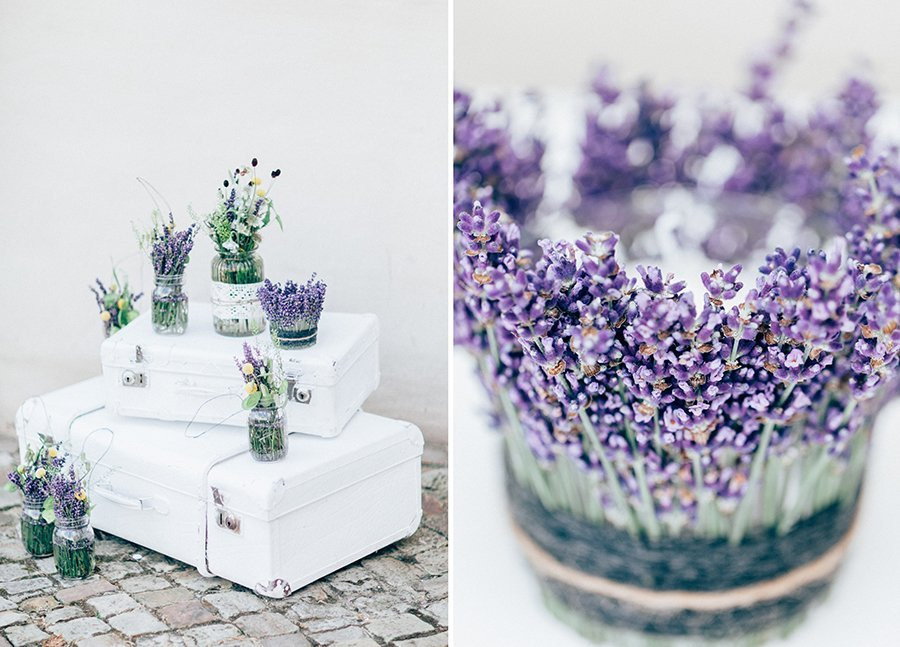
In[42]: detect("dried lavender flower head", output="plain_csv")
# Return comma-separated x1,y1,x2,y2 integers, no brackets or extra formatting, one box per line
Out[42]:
258,275,327,329
204,159,284,255
136,211,196,276
6,436,65,501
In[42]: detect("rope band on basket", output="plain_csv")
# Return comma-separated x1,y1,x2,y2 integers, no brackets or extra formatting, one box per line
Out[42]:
505,462,861,592
511,517,856,612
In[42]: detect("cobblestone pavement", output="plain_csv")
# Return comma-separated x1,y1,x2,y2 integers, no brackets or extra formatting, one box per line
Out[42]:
0,432,448,647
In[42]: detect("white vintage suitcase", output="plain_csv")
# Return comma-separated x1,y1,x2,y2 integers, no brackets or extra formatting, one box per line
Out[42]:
16,378,424,597
100,302,380,437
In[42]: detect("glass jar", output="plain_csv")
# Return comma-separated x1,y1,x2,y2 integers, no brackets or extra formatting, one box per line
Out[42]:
271,317,318,349
20,495,53,557
248,405,287,462
152,273,188,334
210,251,265,337
52,514,95,580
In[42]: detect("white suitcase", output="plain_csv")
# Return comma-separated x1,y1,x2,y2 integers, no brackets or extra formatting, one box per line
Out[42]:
15,378,424,598
100,302,380,437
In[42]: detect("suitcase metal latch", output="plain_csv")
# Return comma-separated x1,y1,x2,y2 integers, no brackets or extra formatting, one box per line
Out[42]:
121,370,147,387
286,378,312,404
216,509,241,534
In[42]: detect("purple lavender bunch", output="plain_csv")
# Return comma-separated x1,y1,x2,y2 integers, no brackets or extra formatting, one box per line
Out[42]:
258,275,327,329
139,212,196,276
49,465,89,520
569,1,881,262
454,90,545,224
6,439,65,500
455,151,898,538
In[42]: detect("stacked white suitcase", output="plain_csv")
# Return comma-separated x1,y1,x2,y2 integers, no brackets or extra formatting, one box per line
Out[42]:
14,304,423,598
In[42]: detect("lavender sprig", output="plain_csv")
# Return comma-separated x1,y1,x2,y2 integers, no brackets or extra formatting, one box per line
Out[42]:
137,212,196,276
49,464,90,521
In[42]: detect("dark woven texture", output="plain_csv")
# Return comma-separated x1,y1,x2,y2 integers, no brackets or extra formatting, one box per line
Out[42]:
506,462,860,591
541,575,832,638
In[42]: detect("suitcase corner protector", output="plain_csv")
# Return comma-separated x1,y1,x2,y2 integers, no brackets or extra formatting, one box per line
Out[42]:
254,578,293,599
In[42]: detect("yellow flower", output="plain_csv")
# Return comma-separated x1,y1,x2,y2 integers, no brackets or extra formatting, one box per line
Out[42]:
256,189,266,197
245,381,258,394
48,447,58,458
241,362,254,375
117,298,126,309
16,465,24,474
100,311,111,322
75,489,87,501
252,177,262,185
109,284,118,292
34,468,46,478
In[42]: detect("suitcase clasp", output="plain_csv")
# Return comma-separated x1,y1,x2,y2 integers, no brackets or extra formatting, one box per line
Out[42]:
216,509,241,534
286,378,312,404
121,370,147,387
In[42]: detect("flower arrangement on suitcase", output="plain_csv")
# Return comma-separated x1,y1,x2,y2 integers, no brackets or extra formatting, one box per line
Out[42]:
202,158,283,337
259,275,327,349
136,210,197,335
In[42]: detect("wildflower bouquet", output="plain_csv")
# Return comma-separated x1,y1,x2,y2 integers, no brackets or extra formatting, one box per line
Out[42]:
236,343,289,461
49,465,95,579
258,275,327,348
6,437,64,556
203,158,283,257
90,271,141,337
454,150,898,639
203,158,283,336
137,211,197,334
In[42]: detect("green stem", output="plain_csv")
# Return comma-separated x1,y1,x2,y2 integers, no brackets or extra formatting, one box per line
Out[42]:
578,409,638,535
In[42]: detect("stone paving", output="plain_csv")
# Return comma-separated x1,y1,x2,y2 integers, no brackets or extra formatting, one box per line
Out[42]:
0,432,448,647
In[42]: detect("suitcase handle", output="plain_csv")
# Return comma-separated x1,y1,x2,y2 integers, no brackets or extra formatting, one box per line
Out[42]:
176,384,222,397
93,485,163,513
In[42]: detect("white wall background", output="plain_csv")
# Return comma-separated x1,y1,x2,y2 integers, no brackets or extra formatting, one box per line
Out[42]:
456,0,900,96
0,1,448,444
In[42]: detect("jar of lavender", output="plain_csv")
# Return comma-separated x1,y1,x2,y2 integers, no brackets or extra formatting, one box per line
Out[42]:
152,273,188,334
211,251,266,337
20,495,53,557
53,514,95,580
258,276,327,349
248,405,287,462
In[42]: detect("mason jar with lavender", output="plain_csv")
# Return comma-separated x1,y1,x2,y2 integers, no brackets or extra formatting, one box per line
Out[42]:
50,466,95,580
203,159,283,337
258,275,327,349
236,342,289,462
6,441,64,557
139,213,196,335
